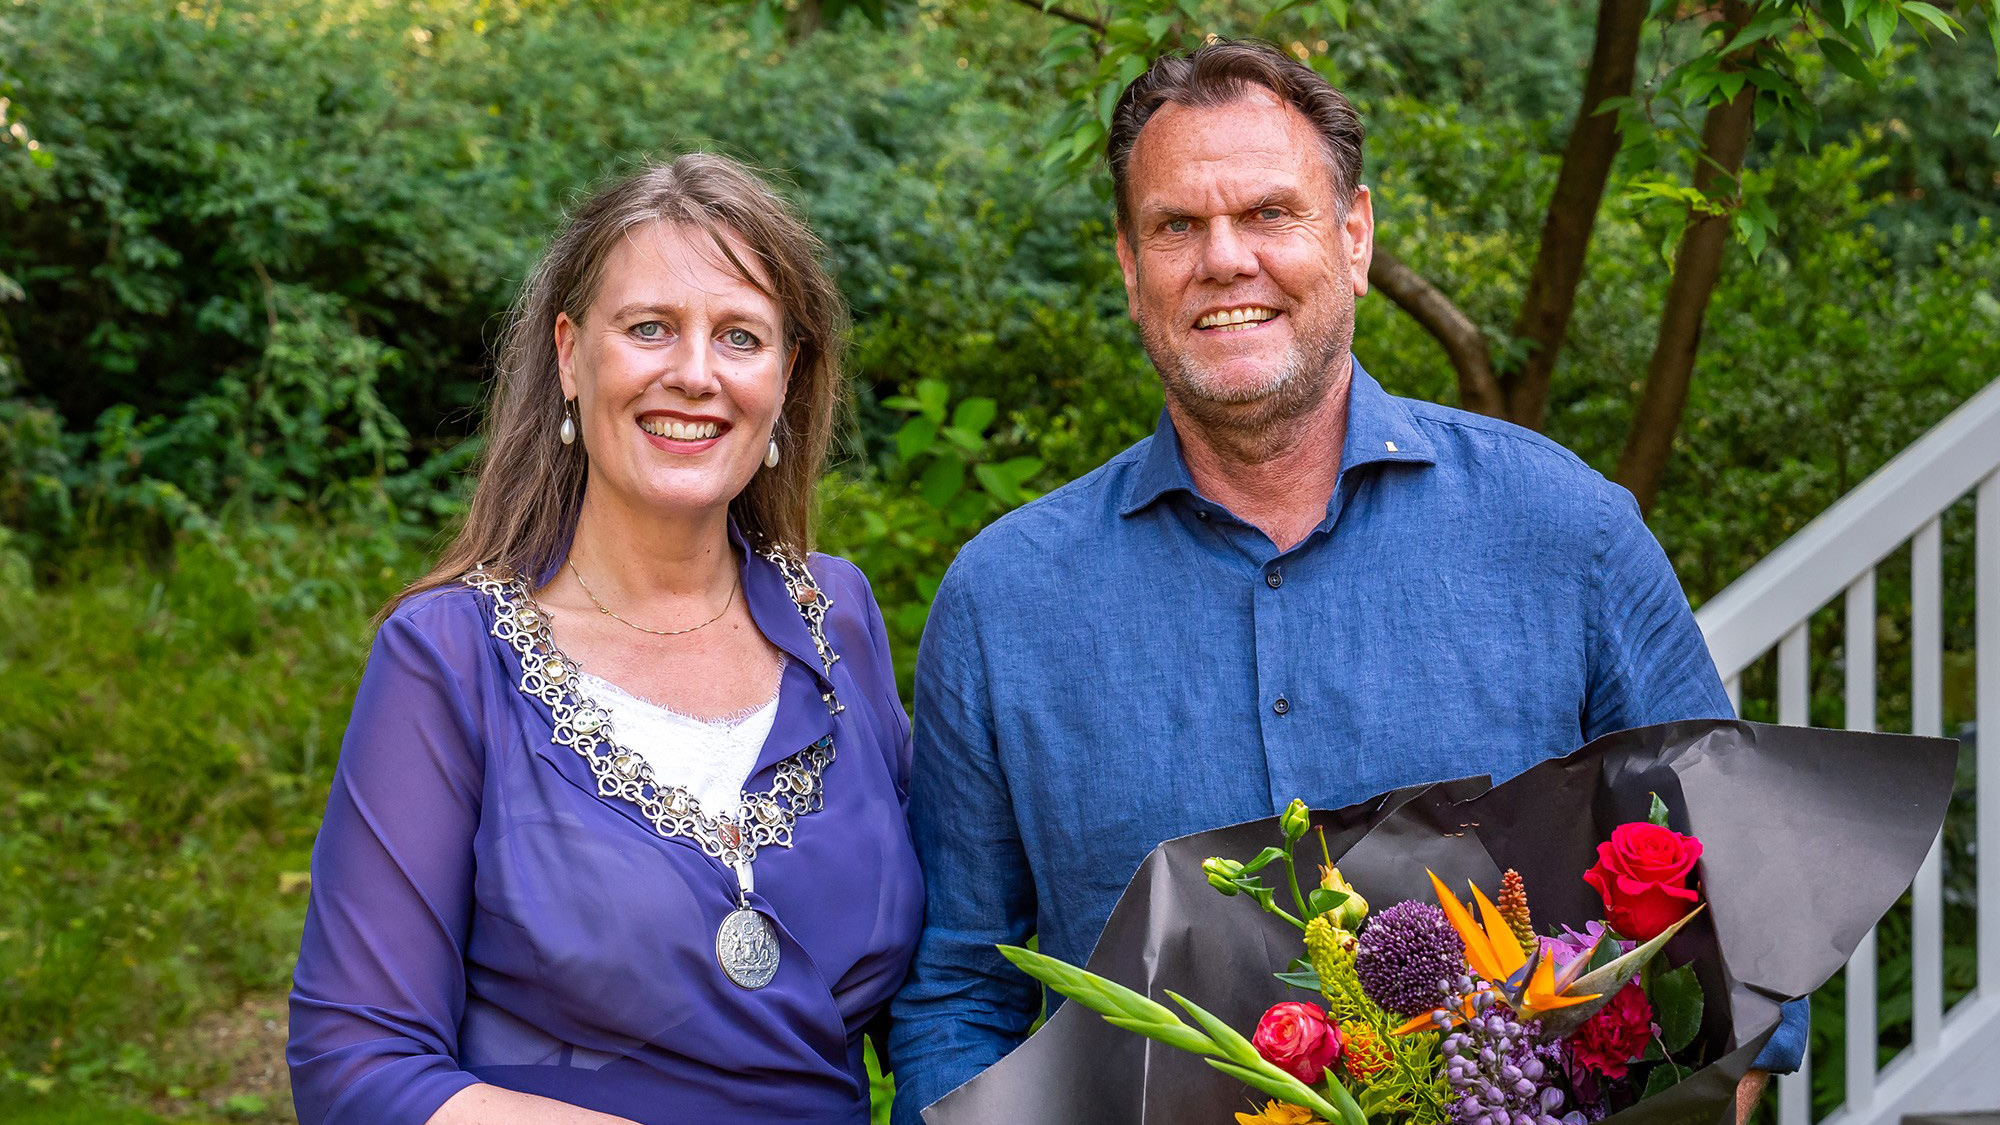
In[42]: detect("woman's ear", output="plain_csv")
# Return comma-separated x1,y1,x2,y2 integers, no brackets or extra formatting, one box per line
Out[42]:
555,312,580,399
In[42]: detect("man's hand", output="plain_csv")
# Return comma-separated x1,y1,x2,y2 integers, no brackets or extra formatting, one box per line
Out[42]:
1735,1068,1771,1124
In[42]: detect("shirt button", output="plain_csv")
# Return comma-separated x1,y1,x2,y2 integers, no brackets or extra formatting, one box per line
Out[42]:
1266,570,1283,589
1273,697,1290,715
1196,510,1210,520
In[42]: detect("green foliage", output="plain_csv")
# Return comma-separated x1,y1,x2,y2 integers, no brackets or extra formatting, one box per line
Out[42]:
0,523,422,1108
0,1,1994,1121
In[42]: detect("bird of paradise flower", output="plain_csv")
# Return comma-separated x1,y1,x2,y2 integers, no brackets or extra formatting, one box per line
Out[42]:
1395,869,1703,1040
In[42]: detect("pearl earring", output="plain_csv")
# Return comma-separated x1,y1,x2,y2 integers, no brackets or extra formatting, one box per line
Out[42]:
559,400,577,446
765,439,781,468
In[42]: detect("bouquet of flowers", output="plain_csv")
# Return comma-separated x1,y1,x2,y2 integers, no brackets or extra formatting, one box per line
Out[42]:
923,720,1955,1125
1004,794,1715,1125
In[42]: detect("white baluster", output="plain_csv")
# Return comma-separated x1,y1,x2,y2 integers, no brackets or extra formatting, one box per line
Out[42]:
1845,574,1877,1114
1978,473,2000,994
1777,619,1812,1125
1911,519,1943,1054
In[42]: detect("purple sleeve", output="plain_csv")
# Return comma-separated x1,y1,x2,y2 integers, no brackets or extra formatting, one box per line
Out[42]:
288,603,487,1125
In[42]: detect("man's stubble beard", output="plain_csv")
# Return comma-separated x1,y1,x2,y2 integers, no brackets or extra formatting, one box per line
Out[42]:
1135,283,1355,463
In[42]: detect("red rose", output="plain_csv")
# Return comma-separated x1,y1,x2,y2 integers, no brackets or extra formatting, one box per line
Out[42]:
1251,1001,1343,1083
1583,822,1703,941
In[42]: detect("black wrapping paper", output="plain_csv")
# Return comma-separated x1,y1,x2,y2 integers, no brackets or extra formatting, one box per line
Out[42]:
923,720,1956,1125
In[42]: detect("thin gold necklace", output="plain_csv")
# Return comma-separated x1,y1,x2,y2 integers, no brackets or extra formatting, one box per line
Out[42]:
568,559,738,637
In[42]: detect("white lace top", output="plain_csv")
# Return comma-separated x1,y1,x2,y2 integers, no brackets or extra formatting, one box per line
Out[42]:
577,667,782,822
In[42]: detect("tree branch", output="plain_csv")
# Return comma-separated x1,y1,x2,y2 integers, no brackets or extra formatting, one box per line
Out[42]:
1501,0,1646,432
1368,248,1504,417
1614,1,1759,514
1010,0,1107,34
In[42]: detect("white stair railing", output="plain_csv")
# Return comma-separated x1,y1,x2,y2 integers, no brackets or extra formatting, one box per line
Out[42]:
1694,374,2000,1125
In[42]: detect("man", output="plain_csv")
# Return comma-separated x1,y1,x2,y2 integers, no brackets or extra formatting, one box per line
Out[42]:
887,39,1802,1123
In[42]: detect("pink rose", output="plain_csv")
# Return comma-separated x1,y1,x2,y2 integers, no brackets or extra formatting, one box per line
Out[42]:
1583,822,1703,941
1251,1001,1343,1083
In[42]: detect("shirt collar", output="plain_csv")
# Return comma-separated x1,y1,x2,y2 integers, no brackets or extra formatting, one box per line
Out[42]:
1118,355,1437,518
732,520,839,692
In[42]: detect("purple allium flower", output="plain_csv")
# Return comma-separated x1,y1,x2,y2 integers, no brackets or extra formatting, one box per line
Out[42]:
1354,900,1466,1017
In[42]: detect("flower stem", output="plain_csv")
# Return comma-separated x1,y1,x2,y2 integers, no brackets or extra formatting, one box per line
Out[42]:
1283,851,1310,923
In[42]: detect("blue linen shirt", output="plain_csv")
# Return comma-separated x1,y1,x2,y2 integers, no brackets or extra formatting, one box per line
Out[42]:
887,359,1804,1121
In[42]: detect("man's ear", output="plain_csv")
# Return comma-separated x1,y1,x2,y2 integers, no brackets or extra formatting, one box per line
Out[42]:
1343,185,1374,298
1115,227,1141,323
555,312,580,399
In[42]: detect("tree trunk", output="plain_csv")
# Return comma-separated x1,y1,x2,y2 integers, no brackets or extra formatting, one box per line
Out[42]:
1500,0,1647,431
792,0,824,39
1368,248,1504,416
1614,5,1759,514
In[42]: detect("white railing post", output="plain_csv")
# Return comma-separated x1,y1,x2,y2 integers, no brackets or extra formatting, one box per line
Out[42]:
1843,573,1877,1116
1909,520,1943,1056
1777,620,1812,1125
1979,472,2000,994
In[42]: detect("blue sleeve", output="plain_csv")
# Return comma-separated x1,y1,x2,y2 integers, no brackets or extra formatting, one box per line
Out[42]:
287,606,485,1124
1582,483,1733,737
1582,483,1807,1073
886,561,1040,1123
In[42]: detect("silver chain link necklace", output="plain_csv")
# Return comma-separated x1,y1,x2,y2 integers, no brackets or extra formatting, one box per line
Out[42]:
467,548,843,990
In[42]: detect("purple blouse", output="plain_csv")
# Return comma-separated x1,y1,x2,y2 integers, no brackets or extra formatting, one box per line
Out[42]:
288,537,923,1125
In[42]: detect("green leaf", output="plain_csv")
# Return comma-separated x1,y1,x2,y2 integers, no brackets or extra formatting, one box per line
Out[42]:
919,456,964,508
894,416,937,463
1900,1,1961,36
1866,2,1898,52
1307,887,1349,918
1167,990,1260,1066
1204,1058,1345,1120
1275,967,1324,991
1096,81,1121,129
1650,963,1705,1053
1116,51,1148,89
1644,1059,1688,1098
914,378,949,418
1648,793,1671,828
974,463,1023,504
1239,845,1290,874
1324,1067,1370,1125
1817,37,1874,82
994,456,1043,488
949,397,997,437
939,425,988,455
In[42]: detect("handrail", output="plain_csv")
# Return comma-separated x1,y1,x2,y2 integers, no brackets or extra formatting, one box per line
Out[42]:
1689,371,2000,1125
1696,374,2000,678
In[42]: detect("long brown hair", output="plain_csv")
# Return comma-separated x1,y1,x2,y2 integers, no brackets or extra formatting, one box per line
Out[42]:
390,153,848,614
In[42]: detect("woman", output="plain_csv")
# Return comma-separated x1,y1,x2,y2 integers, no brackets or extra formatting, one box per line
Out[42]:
288,154,922,1125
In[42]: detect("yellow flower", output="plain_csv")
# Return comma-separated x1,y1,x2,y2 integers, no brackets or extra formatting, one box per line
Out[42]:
1235,1100,1329,1125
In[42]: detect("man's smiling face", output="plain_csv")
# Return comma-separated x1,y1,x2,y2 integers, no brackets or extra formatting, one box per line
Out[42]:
1116,85,1372,435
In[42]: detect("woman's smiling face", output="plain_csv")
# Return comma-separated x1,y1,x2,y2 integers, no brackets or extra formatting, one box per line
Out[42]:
556,220,790,526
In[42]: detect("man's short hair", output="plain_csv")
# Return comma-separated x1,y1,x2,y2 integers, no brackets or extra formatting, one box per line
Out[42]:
1107,38,1365,230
